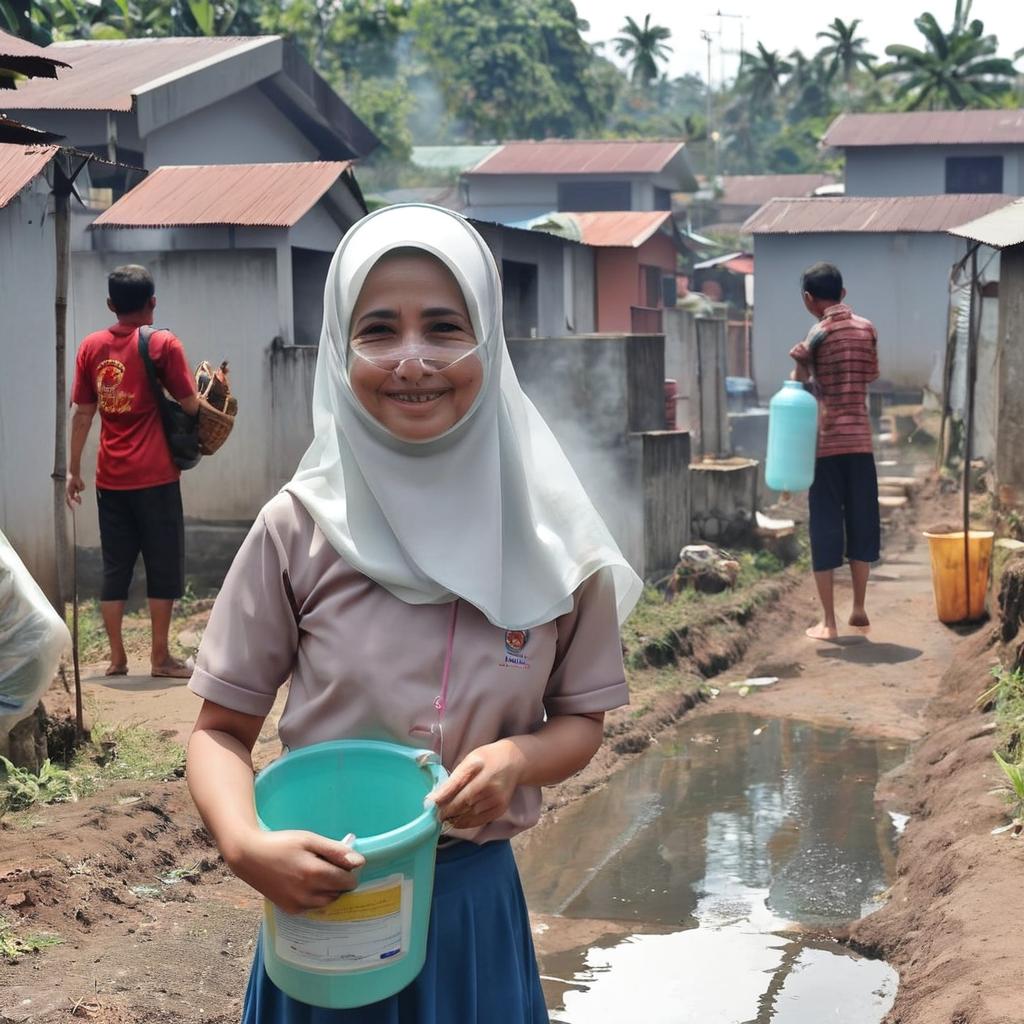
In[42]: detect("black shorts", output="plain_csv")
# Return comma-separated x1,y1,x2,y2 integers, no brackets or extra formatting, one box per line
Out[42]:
97,481,185,601
808,453,881,572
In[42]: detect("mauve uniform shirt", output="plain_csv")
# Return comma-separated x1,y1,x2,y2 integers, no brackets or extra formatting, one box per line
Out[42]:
190,493,629,843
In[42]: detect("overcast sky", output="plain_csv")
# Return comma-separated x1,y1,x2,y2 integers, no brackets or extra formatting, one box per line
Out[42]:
573,1,1023,87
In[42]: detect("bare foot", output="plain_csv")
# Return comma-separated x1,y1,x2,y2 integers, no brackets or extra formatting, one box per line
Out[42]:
848,611,871,635
805,622,839,641
105,662,128,677
151,657,193,679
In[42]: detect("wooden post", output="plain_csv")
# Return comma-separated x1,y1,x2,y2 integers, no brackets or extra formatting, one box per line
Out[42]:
963,246,981,620
51,160,70,616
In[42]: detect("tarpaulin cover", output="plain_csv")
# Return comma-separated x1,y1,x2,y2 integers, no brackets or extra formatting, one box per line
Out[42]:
0,529,70,731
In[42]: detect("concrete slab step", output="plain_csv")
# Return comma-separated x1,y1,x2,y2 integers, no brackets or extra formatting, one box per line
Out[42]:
878,495,909,519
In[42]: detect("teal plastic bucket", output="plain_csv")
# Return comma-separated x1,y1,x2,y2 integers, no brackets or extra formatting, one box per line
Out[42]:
254,740,448,1009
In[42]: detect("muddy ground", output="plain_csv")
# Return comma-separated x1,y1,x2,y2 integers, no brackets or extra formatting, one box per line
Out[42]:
2,487,1022,1024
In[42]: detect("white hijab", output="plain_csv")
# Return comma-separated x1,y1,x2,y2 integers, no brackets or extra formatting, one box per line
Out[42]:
284,203,642,630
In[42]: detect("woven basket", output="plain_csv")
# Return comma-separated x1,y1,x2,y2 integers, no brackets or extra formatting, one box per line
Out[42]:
195,361,237,456
197,397,235,455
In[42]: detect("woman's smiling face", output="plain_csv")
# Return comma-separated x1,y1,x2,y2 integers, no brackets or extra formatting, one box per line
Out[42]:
348,250,484,442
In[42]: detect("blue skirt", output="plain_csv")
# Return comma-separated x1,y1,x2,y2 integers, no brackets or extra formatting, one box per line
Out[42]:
241,840,548,1024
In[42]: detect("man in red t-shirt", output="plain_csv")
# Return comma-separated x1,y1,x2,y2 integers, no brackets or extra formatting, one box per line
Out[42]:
67,265,199,678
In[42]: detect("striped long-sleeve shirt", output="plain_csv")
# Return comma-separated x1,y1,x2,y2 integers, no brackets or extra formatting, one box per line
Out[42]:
789,303,879,458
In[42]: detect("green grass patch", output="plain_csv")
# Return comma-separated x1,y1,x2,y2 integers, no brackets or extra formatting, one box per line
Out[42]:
0,916,61,962
1,714,185,817
71,715,185,795
979,664,1024,759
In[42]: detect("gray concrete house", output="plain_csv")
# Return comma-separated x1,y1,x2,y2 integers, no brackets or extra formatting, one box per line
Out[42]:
2,35,378,176
745,193,1011,398
461,139,698,223
823,110,1024,198
0,144,63,598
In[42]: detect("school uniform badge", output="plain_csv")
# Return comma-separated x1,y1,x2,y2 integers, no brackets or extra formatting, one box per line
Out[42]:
503,629,530,668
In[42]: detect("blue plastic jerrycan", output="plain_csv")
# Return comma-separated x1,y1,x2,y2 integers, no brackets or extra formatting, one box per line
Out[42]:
765,380,818,492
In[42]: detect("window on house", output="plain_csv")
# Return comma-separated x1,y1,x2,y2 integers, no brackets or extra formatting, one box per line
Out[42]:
292,248,334,345
640,264,663,307
945,156,1004,194
501,259,540,338
654,187,673,211
557,181,632,211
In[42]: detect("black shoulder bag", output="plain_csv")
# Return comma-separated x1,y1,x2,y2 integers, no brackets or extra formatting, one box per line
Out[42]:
137,326,202,471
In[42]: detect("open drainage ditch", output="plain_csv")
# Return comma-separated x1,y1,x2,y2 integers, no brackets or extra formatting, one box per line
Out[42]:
518,712,907,1023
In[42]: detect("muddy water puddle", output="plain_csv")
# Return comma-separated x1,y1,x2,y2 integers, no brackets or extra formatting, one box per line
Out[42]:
520,713,906,1023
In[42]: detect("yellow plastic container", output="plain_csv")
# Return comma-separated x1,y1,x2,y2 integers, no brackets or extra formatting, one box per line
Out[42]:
922,530,995,623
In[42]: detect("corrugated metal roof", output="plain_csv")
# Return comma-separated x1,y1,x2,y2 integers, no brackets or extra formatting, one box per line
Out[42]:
0,113,63,145
467,139,685,176
0,143,57,208
823,109,1024,148
572,210,673,248
0,27,70,83
948,197,1024,249
411,145,499,171
744,194,1014,235
0,28,70,66
2,36,269,111
719,174,837,206
91,161,352,228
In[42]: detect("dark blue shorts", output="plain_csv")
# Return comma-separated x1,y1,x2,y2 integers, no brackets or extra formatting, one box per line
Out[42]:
808,453,881,572
96,481,185,601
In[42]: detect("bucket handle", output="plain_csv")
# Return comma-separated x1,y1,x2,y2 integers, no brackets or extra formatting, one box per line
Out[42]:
346,748,447,863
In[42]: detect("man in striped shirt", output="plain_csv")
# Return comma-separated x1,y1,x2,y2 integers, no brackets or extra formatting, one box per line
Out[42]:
790,262,880,641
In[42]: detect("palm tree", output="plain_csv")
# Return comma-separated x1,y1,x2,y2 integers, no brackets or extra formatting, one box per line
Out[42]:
614,14,672,88
785,49,834,121
737,41,792,111
880,0,1017,110
816,17,876,107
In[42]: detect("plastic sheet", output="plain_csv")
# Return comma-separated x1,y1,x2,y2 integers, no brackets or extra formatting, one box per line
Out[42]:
0,530,70,732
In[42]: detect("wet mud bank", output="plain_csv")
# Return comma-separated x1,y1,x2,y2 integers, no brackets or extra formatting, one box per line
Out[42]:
845,627,1024,1024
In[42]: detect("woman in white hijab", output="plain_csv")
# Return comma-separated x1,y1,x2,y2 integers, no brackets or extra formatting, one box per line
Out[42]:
186,204,641,1023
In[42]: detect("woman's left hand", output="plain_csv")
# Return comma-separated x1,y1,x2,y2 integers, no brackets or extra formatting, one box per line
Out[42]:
428,739,527,830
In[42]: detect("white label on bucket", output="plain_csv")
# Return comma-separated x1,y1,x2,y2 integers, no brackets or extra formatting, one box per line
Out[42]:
272,875,412,973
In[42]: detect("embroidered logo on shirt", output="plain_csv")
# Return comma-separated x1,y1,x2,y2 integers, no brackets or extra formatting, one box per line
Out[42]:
95,359,133,414
502,629,530,668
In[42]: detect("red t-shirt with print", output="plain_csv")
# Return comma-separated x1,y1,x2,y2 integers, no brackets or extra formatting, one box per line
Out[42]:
72,323,196,490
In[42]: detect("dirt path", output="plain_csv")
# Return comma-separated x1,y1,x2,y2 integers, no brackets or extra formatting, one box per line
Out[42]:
0,498,1000,1024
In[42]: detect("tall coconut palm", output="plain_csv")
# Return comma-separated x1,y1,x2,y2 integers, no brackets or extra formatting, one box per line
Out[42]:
614,14,673,88
737,41,792,111
816,17,876,107
880,0,1016,109
785,49,834,121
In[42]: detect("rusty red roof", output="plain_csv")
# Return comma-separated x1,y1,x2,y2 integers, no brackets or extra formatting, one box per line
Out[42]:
744,194,1014,235
0,143,57,208
2,36,269,111
91,161,354,228
468,139,685,176
0,27,70,84
823,110,1024,148
719,174,837,206
573,210,674,247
